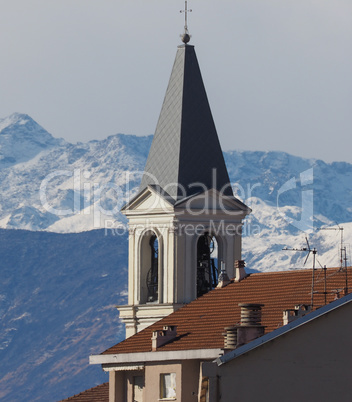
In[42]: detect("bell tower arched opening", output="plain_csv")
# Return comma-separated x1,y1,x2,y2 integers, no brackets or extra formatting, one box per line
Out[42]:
147,234,159,303
197,233,219,298
139,231,160,304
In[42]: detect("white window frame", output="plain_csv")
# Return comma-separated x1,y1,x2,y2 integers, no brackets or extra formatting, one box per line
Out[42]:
159,372,176,400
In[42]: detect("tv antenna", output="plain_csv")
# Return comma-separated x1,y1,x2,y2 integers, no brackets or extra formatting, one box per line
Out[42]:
283,237,320,308
319,224,349,295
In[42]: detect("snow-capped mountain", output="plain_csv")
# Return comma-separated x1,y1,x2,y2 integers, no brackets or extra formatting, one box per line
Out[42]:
0,113,152,232
0,113,351,271
1,113,352,401
0,113,64,167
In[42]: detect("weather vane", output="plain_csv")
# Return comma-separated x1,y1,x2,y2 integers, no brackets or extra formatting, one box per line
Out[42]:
180,1,192,44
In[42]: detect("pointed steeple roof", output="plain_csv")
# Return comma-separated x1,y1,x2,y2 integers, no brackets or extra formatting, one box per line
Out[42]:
140,44,233,203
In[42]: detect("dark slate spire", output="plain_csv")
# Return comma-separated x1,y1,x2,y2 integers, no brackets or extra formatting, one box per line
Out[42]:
140,44,233,202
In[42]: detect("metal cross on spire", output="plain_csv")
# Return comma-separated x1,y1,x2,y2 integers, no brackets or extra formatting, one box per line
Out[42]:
180,1,192,44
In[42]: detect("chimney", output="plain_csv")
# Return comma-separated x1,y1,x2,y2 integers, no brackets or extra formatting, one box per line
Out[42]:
216,261,231,288
234,260,247,282
151,326,177,351
283,304,311,325
237,303,265,346
223,303,265,351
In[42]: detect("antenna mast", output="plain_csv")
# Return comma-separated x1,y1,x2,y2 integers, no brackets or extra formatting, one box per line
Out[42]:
319,224,349,294
283,237,318,308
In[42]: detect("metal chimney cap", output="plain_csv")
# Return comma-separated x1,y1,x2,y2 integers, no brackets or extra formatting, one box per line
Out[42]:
238,303,264,308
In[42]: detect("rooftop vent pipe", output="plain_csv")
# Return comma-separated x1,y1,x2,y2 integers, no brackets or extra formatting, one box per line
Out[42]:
239,303,264,326
216,261,231,288
223,326,238,350
235,260,247,282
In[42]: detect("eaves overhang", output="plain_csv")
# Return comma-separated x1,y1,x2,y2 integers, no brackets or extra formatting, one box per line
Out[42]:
90,348,222,366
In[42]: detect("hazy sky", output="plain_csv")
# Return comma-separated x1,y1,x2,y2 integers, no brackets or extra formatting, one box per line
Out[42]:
1,0,351,163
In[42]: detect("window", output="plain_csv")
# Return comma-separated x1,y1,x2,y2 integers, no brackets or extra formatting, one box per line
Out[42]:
160,373,176,399
133,375,144,402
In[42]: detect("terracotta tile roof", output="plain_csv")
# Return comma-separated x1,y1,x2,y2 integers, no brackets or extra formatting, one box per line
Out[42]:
103,268,352,355
59,382,108,402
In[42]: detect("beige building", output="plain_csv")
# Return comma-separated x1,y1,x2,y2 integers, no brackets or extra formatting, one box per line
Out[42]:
88,268,352,402
204,295,352,402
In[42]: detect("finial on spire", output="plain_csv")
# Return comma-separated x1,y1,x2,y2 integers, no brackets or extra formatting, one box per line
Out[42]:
180,1,192,44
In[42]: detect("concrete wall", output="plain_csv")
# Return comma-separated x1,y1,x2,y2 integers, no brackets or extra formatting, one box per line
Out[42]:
207,301,352,402
109,371,126,402
145,362,182,401
181,360,200,401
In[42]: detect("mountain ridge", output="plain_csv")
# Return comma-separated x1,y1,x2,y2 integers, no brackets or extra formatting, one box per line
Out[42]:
1,113,352,233
1,113,352,272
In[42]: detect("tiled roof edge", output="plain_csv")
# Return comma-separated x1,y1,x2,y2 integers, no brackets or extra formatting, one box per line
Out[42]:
58,382,108,401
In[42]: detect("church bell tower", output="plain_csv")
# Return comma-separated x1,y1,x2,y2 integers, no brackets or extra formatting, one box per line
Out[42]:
118,24,250,338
